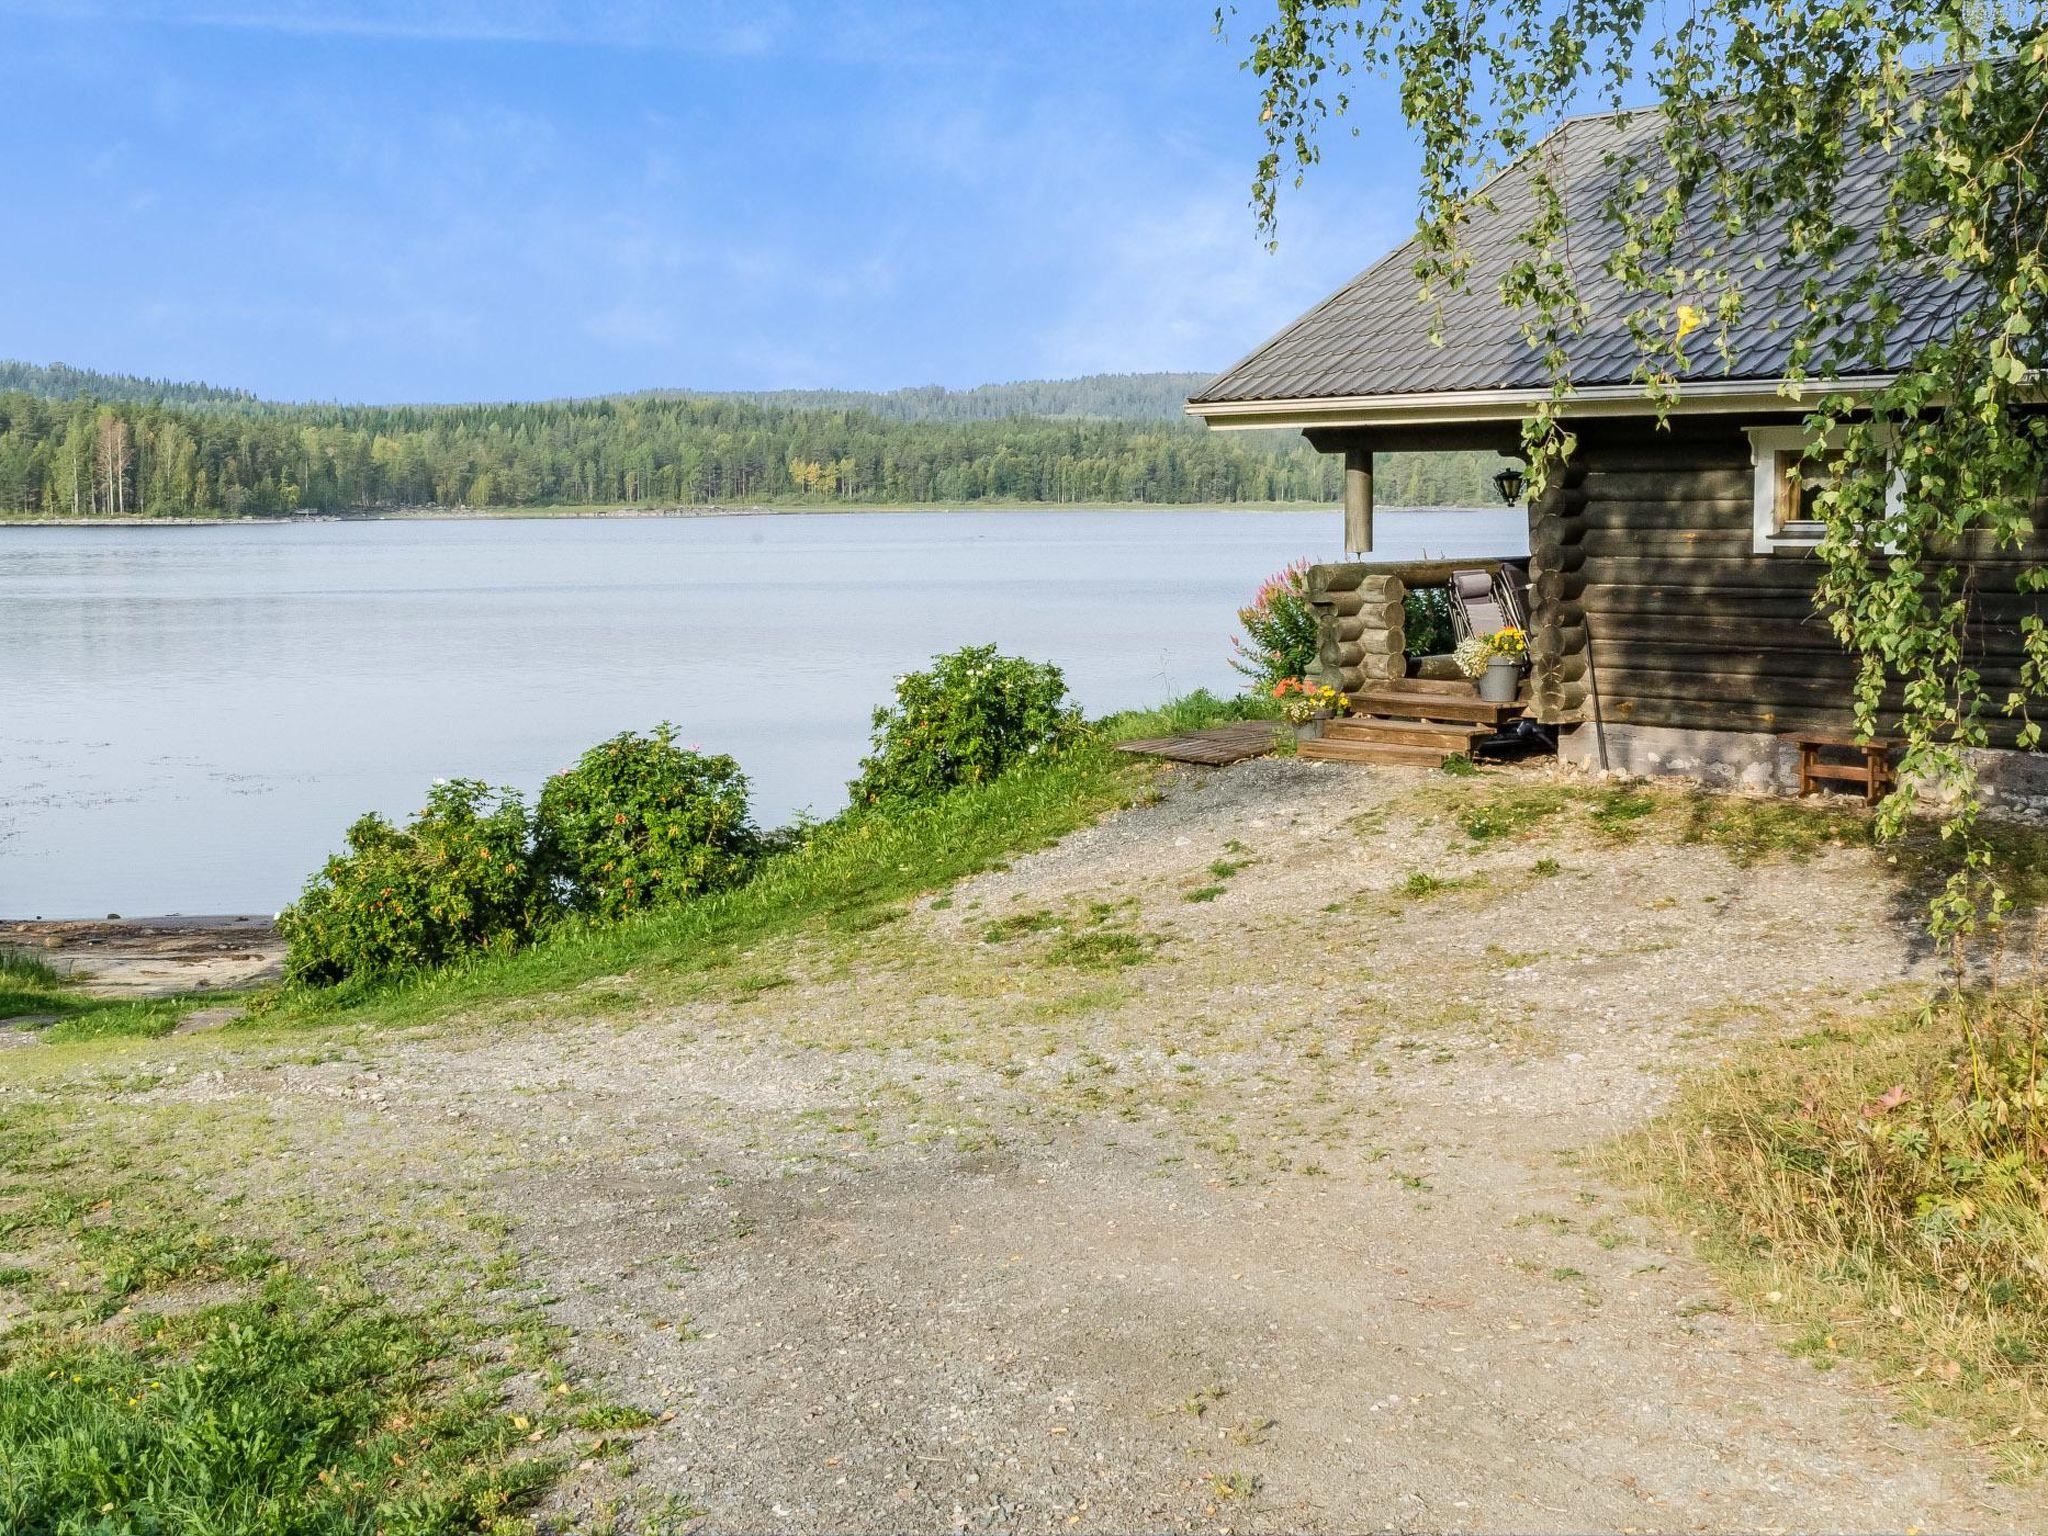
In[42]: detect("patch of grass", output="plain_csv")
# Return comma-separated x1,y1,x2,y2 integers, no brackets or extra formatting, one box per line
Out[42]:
573,1402,661,1432
1398,871,1464,900
1455,788,1571,842
1438,752,1478,777
0,949,224,1041
0,945,67,991
1676,791,1869,866
1586,786,1659,837
1095,688,1281,744
1182,885,1227,904
981,910,1060,943
1347,808,1388,839
1,948,94,1024
1046,930,1161,970
1531,856,1561,877
0,1102,579,1534
0,1269,558,1533
1627,988,2048,1473
1168,1383,1228,1419
1205,1470,1258,1500
39,999,192,1044
1405,776,2048,910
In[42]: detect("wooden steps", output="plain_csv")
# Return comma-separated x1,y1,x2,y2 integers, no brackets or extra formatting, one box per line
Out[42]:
1298,736,1463,767
1299,677,1525,768
1322,717,1489,751
1343,686,1525,726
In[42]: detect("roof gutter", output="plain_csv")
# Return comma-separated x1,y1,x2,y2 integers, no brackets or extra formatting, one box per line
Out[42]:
1185,374,1899,431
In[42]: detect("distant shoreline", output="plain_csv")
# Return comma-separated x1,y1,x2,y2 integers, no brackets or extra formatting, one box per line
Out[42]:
0,501,1502,528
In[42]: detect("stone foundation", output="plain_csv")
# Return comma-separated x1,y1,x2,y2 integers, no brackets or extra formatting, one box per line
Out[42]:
1557,722,2048,821
1558,722,1795,794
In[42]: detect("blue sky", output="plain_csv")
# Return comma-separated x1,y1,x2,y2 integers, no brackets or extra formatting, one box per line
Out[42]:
0,1,1425,401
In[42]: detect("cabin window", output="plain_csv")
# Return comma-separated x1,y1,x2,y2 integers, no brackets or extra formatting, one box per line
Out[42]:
1746,424,1903,554
1771,448,1828,533
1746,426,1830,551
1753,423,1875,557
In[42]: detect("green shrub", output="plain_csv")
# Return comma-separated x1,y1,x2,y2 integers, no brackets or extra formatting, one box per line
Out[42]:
537,725,756,920
1228,559,1321,691
1403,586,1456,656
278,779,549,985
850,645,1084,807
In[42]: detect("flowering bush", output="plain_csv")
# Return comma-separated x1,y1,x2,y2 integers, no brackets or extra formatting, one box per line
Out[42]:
850,645,1084,806
537,724,756,921
1271,677,1348,725
278,779,550,985
1229,560,1321,692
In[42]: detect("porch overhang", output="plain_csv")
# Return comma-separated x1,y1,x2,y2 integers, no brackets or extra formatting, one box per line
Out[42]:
1184,374,1898,433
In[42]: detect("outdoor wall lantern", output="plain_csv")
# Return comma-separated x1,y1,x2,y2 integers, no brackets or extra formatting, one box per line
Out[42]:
1492,465,1527,504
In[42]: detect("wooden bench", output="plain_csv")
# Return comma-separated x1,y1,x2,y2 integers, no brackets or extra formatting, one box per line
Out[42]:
1783,731,1899,805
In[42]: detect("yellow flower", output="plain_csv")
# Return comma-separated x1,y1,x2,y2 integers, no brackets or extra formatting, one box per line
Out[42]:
1674,303,1705,341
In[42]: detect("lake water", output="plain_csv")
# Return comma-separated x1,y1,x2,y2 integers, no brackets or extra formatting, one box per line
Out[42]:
2,508,1525,917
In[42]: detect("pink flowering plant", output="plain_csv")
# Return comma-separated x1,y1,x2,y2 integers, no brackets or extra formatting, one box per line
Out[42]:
1229,560,1320,693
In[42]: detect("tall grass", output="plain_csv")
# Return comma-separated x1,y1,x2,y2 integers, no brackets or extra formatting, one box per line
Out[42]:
1634,984,2048,1471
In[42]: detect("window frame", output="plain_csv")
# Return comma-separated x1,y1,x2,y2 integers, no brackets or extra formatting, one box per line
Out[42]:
1744,423,1900,554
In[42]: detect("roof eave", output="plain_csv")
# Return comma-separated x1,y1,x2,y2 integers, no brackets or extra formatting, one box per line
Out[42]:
1186,374,1899,431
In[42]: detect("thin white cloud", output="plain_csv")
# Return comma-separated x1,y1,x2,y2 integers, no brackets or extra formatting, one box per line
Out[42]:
1035,181,1394,376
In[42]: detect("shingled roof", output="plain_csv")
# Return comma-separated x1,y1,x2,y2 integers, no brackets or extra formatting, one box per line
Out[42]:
1190,72,1972,424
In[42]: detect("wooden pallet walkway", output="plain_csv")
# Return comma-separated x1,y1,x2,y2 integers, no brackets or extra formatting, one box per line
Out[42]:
1112,720,1285,766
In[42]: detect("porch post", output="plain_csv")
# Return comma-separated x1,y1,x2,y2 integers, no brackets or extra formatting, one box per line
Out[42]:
1343,450,1373,555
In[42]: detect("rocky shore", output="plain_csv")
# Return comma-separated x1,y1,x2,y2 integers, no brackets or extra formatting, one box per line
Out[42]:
0,914,282,996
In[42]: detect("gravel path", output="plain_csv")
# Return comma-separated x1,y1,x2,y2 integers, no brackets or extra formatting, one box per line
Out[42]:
50,758,2048,1531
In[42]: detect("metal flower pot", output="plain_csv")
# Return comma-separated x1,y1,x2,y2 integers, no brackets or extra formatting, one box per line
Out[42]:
1478,658,1522,703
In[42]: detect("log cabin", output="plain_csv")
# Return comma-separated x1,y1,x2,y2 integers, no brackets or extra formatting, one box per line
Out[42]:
1186,90,2048,814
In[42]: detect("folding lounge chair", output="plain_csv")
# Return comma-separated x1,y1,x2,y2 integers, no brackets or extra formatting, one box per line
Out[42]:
1448,567,1522,641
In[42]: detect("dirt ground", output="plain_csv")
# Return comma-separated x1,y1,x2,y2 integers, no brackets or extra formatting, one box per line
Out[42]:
0,913,282,996
18,758,2048,1532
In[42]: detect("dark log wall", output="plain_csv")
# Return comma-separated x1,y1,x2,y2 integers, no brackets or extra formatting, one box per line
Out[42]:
1532,421,2048,744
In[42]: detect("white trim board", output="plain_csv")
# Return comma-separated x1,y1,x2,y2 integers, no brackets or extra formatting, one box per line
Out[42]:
1186,375,1898,431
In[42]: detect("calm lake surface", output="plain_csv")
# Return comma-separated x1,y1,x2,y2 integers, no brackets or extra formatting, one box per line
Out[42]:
2,508,1525,917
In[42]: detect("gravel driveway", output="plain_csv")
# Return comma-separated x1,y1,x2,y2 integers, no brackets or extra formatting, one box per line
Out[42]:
50,757,2048,1531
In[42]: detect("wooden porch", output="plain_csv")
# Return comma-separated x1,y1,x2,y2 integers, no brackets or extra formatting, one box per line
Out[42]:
1298,675,1528,766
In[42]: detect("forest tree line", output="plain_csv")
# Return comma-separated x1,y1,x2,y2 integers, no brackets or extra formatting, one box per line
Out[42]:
0,370,1506,518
